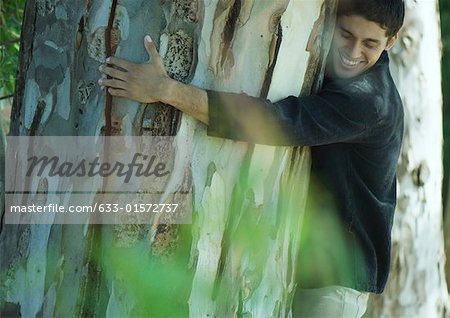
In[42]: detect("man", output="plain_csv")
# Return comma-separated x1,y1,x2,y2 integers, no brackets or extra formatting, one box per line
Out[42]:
99,0,405,316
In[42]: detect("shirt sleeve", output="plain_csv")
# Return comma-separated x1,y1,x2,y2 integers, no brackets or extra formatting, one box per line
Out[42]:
206,84,379,146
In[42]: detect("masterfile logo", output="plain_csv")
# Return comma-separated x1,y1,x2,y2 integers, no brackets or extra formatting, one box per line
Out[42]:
5,136,192,225
26,152,170,183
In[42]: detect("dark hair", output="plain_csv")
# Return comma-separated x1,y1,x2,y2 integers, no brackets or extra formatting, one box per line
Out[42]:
337,0,405,38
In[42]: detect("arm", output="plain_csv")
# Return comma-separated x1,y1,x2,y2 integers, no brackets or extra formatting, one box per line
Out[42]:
206,86,378,146
99,35,209,124
100,36,378,146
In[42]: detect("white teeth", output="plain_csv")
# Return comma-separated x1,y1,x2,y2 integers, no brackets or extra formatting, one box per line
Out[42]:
341,54,359,67
343,58,358,65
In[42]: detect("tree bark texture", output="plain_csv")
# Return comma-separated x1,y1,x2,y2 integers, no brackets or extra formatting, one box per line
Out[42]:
0,0,335,317
446,180,450,292
366,1,450,317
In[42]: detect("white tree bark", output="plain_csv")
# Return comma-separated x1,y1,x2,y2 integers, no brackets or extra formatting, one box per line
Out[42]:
446,182,450,290
0,0,333,316
366,1,450,317
446,205,450,294
186,1,329,316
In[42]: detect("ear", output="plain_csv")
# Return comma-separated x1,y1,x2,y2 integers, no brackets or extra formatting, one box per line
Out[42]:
385,34,398,50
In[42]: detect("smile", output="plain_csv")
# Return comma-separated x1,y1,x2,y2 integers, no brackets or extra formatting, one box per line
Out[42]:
339,53,362,68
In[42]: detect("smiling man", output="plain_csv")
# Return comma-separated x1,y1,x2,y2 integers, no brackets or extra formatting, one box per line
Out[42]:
99,0,405,316
327,14,397,79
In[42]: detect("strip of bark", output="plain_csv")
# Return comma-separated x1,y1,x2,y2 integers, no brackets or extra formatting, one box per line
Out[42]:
300,0,336,96
104,0,118,137
9,0,37,136
79,1,119,316
260,22,283,98
220,0,241,67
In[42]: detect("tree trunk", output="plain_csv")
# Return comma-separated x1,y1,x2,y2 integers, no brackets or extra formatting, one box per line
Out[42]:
445,171,450,291
366,1,450,316
446,184,450,292
0,0,334,316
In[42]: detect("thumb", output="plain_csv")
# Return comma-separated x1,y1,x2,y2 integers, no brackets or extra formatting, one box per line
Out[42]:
144,35,159,62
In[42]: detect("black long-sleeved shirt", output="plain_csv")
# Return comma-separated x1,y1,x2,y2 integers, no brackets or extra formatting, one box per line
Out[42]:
206,51,404,293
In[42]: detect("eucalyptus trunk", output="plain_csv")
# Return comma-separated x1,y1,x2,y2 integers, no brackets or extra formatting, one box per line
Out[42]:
447,182,450,291
366,1,450,316
0,0,335,317
446,193,450,294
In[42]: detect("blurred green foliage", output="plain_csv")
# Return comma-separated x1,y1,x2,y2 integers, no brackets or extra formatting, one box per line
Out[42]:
100,225,194,317
440,0,450,212
0,0,25,97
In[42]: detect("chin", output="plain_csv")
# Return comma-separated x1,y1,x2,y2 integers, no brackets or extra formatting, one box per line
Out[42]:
337,70,358,79
327,58,361,79
334,63,366,79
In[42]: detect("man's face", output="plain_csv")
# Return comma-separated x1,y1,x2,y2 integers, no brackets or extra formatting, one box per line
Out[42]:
326,15,397,79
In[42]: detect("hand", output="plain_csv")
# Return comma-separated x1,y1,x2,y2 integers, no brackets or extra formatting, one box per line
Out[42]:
98,35,171,104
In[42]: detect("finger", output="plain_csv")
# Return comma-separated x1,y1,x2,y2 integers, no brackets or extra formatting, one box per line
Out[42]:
106,56,133,71
108,88,128,98
144,35,161,63
99,65,128,81
98,78,127,90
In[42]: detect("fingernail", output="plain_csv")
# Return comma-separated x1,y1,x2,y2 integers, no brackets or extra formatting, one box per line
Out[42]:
106,57,111,62
145,35,152,42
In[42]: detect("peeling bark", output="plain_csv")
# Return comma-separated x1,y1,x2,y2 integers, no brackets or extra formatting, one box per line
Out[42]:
0,0,335,316
446,184,450,296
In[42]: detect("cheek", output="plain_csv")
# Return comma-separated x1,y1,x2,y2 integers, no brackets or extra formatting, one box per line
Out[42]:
329,39,345,61
365,49,383,64
332,36,346,50
330,31,345,47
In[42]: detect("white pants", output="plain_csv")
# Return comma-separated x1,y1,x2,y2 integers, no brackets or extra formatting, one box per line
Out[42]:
293,286,369,318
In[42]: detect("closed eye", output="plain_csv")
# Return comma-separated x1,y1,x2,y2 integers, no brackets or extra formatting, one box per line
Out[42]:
364,41,379,49
340,30,353,39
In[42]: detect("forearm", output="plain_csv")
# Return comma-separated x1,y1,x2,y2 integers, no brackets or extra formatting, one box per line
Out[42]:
99,35,209,124
163,79,209,125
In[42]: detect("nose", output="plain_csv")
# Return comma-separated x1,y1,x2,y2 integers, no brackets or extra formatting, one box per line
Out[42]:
347,41,361,59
